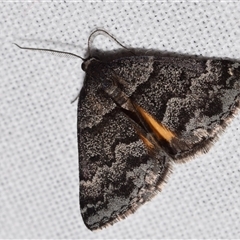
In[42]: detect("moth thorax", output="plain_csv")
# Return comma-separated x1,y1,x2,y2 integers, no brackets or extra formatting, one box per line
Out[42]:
104,84,129,107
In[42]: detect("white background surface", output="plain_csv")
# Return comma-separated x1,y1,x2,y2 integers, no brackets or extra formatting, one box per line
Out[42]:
1,2,240,239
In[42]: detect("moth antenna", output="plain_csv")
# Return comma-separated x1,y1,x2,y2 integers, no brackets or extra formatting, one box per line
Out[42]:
87,29,135,56
13,43,85,61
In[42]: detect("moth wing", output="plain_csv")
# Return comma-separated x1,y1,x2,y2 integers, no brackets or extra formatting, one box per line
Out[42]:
110,56,240,161
78,76,172,230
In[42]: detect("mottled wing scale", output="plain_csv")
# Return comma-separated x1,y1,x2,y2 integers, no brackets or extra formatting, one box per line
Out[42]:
78,55,240,230
109,56,240,160
78,81,172,230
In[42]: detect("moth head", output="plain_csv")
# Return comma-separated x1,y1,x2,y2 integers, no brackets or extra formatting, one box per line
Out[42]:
81,57,100,72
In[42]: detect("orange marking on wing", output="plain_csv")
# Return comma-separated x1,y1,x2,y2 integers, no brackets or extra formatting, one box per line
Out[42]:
138,133,155,150
135,105,175,142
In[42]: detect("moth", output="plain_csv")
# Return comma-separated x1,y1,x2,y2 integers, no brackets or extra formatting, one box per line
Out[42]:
15,30,240,231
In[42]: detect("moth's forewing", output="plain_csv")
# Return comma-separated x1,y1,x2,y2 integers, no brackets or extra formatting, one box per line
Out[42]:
110,56,240,160
78,78,171,230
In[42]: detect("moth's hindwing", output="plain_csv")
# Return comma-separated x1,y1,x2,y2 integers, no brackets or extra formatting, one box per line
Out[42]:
78,55,240,230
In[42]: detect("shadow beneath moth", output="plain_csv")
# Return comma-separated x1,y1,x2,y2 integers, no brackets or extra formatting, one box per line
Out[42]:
15,30,240,231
